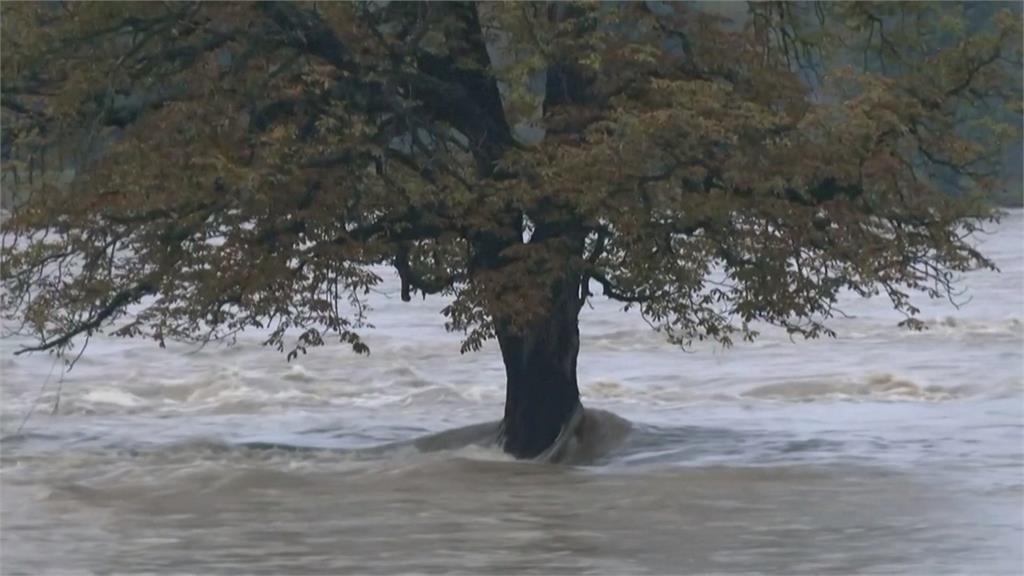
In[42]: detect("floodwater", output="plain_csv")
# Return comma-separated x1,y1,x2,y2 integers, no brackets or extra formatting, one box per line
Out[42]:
2,212,1022,575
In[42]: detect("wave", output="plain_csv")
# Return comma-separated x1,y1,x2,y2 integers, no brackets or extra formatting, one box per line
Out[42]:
32,364,504,416
28,370,1010,420
829,316,1024,343
920,316,1023,337
15,402,1012,487
741,374,971,402
299,407,632,466
33,408,634,468
580,316,1024,351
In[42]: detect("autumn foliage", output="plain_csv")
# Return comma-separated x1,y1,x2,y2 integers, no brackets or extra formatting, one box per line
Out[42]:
1,2,1020,456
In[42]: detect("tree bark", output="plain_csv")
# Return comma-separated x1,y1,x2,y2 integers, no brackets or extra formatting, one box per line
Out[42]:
496,267,583,459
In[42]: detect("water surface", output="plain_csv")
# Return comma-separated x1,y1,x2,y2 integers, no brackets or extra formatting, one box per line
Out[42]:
2,212,1022,575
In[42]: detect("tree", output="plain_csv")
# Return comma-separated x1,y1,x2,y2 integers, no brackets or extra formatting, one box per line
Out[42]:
1,2,1020,459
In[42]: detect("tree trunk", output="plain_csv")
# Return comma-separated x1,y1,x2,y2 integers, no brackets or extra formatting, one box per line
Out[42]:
496,268,583,459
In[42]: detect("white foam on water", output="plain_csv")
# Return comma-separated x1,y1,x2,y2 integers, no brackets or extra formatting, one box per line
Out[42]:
77,388,147,408
281,363,317,382
741,373,970,403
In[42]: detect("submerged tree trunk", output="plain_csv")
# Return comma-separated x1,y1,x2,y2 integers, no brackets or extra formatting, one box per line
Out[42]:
496,267,583,459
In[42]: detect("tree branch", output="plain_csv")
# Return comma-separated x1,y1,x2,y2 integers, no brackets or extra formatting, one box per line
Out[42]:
258,2,356,72
578,227,609,309
590,270,648,304
394,242,460,301
14,280,157,355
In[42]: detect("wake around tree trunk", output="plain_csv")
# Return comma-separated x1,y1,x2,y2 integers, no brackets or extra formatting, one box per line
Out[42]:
496,268,583,459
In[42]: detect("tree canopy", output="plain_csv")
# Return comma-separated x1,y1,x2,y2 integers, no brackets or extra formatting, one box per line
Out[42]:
2,1,1020,360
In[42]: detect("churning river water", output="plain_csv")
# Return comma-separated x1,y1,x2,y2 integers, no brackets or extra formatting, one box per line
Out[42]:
1,212,1022,575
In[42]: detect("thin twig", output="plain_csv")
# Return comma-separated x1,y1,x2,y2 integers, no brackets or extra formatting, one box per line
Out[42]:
14,352,60,435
